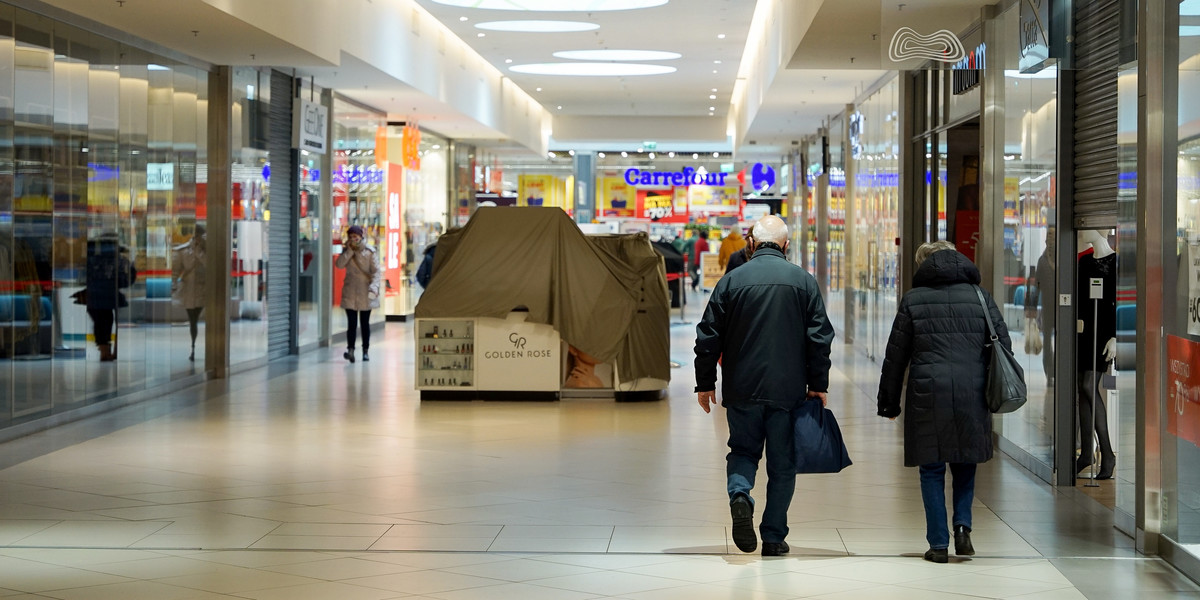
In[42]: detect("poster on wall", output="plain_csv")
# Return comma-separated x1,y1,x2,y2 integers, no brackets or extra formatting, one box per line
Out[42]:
519,174,553,207
1167,335,1200,448
601,177,635,217
689,185,741,213
637,189,686,222
1189,243,1200,336
384,163,404,298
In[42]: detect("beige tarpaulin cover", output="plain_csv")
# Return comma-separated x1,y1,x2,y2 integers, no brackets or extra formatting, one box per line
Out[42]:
417,207,669,382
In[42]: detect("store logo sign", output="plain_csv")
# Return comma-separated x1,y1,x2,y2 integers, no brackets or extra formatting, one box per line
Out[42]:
751,163,776,191
951,43,986,95
295,99,327,155
624,167,729,187
147,162,174,191
509,332,527,350
333,165,384,185
888,27,966,63
1019,0,1053,73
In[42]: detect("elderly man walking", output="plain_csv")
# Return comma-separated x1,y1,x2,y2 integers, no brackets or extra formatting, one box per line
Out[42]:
694,215,834,556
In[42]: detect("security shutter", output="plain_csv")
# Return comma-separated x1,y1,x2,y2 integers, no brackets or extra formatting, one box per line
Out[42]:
1072,0,1121,229
267,70,295,358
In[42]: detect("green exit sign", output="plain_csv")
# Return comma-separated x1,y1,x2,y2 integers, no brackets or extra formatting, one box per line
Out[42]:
643,141,657,150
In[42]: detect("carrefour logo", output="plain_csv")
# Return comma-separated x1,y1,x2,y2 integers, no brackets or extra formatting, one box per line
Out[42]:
751,163,775,191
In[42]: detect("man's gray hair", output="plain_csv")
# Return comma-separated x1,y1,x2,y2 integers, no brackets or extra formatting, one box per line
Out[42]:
915,240,956,266
751,215,789,245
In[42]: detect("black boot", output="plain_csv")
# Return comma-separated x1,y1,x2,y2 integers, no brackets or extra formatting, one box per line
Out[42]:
954,524,974,556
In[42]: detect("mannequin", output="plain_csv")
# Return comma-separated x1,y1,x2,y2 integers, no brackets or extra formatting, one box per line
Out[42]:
1075,229,1116,479
172,226,206,361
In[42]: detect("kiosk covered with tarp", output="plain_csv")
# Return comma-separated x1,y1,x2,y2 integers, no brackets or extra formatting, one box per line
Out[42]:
416,207,669,395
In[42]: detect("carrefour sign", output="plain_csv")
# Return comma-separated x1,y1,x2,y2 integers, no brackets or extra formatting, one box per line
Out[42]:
624,167,730,187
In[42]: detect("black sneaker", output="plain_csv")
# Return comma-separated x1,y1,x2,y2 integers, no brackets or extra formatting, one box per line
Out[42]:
762,541,789,556
954,525,975,556
730,495,757,553
362,352,370,362
924,548,948,563
344,350,355,363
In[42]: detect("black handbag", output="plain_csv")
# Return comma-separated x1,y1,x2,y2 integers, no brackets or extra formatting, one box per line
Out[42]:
974,286,1027,414
792,398,853,474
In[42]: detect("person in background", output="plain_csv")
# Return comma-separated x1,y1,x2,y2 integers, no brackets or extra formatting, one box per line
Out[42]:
725,223,756,274
336,225,381,363
691,232,710,290
695,215,834,557
718,229,746,271
84,235,136,362
877,240,1009,564
172,225,206,361
416,226,461,289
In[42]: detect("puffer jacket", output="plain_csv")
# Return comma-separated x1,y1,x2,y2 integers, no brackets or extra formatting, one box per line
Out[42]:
877,249,1009,467
694,247,834,409
336,244,381,311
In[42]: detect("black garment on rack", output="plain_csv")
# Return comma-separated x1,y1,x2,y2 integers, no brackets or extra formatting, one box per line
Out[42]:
1076,252,1116,373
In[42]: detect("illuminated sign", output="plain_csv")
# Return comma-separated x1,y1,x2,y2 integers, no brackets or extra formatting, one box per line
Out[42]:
751,163,776,191
951,43,986,95
147,163,174,191
332,164,384,185
624,167,729,187
295,99,328,154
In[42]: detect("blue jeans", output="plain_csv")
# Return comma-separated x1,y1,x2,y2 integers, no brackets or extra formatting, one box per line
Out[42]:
726,404,795,543
918,462,977,549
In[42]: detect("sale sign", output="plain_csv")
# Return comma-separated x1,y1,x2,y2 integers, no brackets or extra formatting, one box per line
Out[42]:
637,189,687,222
1167,335,1200,448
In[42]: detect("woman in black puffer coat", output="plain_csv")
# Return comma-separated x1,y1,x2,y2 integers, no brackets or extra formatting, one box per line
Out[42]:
877,241,1013,564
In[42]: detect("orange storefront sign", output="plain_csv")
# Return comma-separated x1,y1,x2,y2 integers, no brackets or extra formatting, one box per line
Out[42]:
1167,335,1200,448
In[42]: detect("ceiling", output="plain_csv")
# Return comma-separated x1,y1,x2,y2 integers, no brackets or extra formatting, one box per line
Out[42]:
32,0,992,159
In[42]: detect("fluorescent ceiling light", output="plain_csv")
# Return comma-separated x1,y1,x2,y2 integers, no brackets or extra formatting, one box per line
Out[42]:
511,63,676,76
553,49,680,61
476,20,600,32
1004,68,1058,79
431,0,667,10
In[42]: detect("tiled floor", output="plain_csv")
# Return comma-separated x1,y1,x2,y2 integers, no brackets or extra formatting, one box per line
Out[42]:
0,289,1197,599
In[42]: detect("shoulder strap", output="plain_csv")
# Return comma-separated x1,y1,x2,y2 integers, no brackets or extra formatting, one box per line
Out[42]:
974,285,999,342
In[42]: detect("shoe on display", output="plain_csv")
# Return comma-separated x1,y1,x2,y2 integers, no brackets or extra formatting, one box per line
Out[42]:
954,524,975,556
729,495,757,553
344,350,355,363
761,541,790,557
924,548,949,563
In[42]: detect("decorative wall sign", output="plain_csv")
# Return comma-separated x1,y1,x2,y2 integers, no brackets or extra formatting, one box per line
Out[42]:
888,27,966,63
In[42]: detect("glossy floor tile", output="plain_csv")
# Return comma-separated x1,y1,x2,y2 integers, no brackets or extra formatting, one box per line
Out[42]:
0,289,1197,599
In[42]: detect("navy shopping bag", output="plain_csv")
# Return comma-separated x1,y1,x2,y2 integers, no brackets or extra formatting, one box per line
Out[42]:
793,399,853,474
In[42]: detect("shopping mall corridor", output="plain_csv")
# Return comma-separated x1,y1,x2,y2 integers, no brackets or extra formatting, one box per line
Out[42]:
0,292,1197,600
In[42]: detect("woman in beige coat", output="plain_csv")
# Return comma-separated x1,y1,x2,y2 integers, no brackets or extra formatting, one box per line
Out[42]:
336,225,381,362
172,226,206,361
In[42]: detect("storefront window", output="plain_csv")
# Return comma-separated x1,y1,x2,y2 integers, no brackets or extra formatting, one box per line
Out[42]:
330,99,385,335
994,4,1058,472
296,83,327,348
0,5,207,428
228,68,270,366
1170,1,1200,557
398,130,449,315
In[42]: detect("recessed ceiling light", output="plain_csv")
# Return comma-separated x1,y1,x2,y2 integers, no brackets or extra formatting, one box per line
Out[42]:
459,16,468,21
432,144,441,149
622,151,629,157
476,20,600,32
717,33,726,39
692,153,699,159
668,151,675,157
709,106,715,111
649,152,656,159
477,32,486,37
511,63,676,76
432,0,667,10
712,69,718,73
713,60,721,64
568,150,575,156
505,58,513,63
711,88,717,92
713,152,719,157
709,94,716,99
598,152,606,157
548,152,556,158
553,49,681,61
536,87,543,91
557,105,563,109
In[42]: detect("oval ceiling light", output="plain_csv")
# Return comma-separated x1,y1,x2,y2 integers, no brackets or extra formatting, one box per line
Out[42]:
432,0,666,10
510,62,676,76
476,20,600,33
553,49,680,61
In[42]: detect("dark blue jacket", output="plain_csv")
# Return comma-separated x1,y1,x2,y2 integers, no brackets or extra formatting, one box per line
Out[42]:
85,246,135,311
694,247,834,409
416,244,436,289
